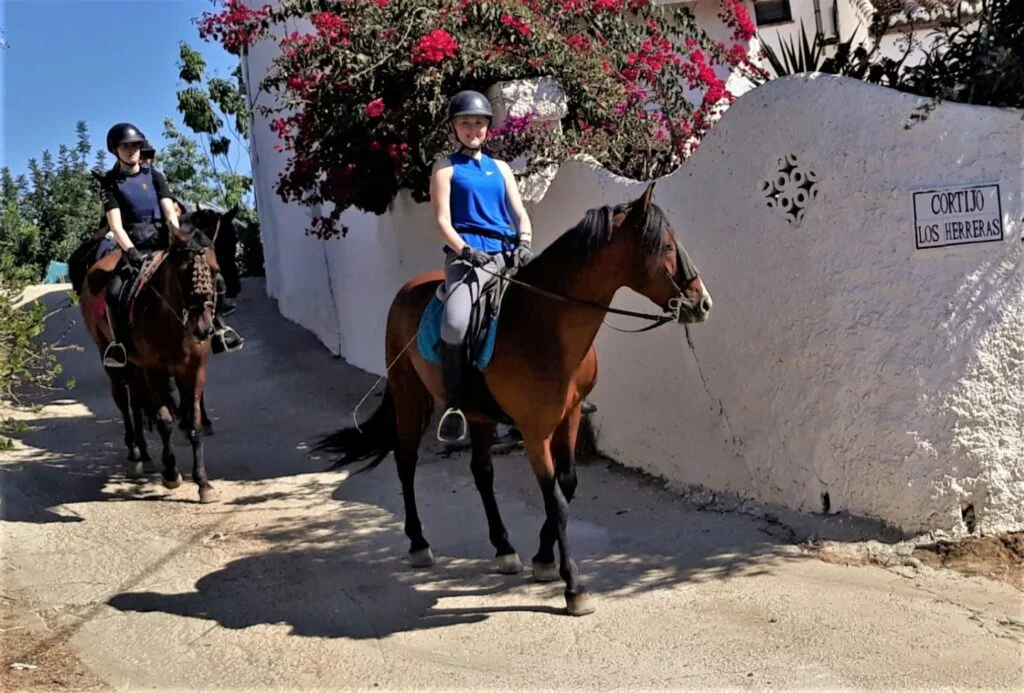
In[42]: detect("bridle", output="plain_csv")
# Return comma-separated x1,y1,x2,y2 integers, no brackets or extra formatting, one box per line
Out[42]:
473,232,690,334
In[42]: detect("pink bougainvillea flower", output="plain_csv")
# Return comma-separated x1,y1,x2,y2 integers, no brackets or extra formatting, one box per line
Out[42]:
366,98,385,118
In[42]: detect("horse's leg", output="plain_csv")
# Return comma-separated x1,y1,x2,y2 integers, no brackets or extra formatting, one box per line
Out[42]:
152,384,182,490
532,404,582,583
106,366,143,477
129,371,153,472
200,392,213,436
468,421,522,574
523,428,594,616
391,359,434,567
186,365,215,504
175,376,191,431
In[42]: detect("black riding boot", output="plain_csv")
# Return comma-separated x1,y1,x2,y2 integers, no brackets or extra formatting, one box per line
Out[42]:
210,277,244,355
103,274,129,368
437,342,468,443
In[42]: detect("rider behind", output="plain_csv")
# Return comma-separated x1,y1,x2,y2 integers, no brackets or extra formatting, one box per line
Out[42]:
97,125,244,367
429,90,536,444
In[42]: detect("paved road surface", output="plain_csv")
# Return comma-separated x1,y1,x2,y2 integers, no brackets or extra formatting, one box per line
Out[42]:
2,280,1021,690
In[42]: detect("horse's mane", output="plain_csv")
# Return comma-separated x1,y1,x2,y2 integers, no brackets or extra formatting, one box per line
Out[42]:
530,198,669,267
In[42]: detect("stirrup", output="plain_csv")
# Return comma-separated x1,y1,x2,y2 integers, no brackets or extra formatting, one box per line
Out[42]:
211,326,244,355
103,342,127,368
437,406,468,443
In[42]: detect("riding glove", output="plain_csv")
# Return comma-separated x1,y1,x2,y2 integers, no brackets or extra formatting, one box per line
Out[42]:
512,243,534,268
459,245,493,268
124,247,145,269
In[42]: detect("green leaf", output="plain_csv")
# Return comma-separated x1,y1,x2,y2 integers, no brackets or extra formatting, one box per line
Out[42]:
178,42,207,83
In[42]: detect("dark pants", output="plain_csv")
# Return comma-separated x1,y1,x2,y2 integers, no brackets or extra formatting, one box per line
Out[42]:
214,221,241,298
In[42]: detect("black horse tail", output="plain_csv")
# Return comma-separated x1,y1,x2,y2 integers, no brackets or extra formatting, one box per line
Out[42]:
312,388,398,473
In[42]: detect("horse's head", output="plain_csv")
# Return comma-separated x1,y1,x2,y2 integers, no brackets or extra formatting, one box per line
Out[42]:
167,205,239,341
614,183,712,324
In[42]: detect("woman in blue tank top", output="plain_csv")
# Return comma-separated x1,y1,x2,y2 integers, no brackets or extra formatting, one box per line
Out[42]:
429,90,536,443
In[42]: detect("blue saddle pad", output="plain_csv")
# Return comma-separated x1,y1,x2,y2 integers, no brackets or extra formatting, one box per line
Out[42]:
417,295,502,371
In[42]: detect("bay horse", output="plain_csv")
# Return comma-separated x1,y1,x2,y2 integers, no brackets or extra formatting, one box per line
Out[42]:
77,207,239,503
314,183,713,616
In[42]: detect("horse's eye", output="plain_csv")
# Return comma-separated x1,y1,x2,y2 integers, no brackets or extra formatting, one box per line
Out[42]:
663,242,675,253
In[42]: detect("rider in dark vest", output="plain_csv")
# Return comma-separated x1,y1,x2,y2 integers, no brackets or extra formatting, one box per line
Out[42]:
98,122,243,367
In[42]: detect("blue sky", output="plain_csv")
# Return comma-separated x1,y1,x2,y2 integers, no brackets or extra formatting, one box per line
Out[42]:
1,0,247,179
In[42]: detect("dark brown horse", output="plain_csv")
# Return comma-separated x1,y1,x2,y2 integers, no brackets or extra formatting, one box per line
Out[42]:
78,207,238,503
314,183,712,615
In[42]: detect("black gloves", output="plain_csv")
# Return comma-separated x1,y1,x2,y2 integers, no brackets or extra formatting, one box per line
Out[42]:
512,243,534,268
459,245,493,268
124,247,145,269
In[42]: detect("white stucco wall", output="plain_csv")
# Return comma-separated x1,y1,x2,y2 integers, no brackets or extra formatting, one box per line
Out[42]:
243,7,1022,535
566,76,1022,536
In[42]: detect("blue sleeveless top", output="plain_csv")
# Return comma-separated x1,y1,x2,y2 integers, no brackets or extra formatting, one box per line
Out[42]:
448,152,517,253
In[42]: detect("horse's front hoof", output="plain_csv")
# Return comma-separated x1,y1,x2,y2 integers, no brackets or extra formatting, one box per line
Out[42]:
493,553,523,574
162,473,183,490
198,485,218,504
125,460,144,478
409,548,434,568
566,592,596,617
531,562,560,582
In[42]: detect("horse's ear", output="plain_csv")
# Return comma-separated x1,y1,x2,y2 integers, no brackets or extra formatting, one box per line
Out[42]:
626,182,656,226
638,182,655,214
223,204,240,226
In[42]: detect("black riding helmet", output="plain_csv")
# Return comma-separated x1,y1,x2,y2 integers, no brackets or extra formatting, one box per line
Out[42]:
140,139,156,160
106,122,147,155
447,90,493,122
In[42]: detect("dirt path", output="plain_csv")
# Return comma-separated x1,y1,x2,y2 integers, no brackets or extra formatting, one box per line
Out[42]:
1,281,1021,691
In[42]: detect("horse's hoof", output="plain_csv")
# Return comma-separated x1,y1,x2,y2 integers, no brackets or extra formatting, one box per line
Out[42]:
198,486,218,504
162,473,183,490
127,447,142,463
493,553,523,574
566,592,596,617
532,562,560,582
125,461,144,478
408,548,435,568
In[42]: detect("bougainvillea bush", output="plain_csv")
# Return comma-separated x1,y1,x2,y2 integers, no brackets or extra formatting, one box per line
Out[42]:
199,0,765,238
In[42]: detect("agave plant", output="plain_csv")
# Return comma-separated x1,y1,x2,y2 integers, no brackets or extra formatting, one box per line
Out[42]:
757,18,827,76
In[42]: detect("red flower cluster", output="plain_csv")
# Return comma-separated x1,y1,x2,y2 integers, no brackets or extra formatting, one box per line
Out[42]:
411,29,459,65
718,0,756,42
311,12,349,41
197,0,769,238
196,0,270,55
623,36,681,82
501,13,532,37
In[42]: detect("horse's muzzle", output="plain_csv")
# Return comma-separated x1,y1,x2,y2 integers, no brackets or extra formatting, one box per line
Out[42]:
676,293,713,324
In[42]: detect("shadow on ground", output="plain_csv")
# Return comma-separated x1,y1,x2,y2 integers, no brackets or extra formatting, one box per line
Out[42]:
106,465,802,639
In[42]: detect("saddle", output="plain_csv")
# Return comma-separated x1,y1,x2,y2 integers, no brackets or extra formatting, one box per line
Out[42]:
417,259,513,372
